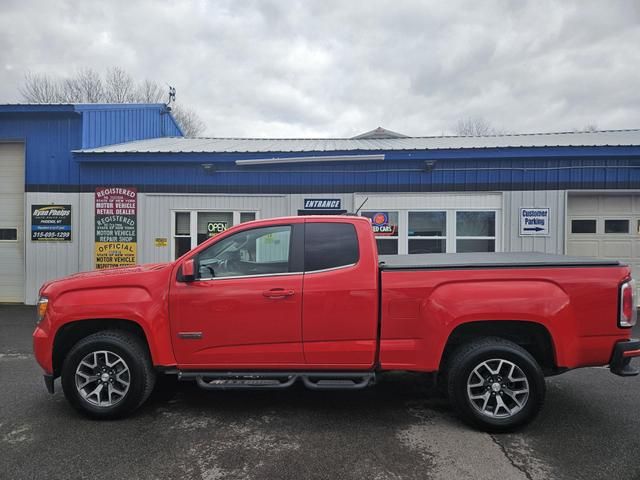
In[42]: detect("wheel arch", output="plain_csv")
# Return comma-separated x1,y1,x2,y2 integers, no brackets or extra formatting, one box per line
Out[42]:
52,319,152,377
440,320,558,375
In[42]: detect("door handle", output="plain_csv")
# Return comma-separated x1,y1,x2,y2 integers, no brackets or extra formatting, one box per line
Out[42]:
263,288,295,298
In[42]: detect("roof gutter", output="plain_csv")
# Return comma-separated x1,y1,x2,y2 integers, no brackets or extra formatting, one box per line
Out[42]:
235,154,385,165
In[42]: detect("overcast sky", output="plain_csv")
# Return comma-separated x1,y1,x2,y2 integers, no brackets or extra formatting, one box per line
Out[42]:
1,0,639,137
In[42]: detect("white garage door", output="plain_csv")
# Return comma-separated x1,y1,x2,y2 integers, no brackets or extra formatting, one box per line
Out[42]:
0,143,25,302
567,193,640,287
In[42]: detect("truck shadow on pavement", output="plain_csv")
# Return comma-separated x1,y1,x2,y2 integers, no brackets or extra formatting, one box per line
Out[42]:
145,371,451,420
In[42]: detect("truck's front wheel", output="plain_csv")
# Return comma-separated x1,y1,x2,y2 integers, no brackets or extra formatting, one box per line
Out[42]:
61,331,156,419
447,337,545,432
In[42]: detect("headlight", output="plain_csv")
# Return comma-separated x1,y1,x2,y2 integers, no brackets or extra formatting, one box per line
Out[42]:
37,296,49,323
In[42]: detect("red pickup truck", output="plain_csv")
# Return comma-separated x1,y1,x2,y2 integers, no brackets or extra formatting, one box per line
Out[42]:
33,215,639,431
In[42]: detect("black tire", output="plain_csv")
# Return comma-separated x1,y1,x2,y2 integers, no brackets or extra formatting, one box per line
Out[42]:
446,337,545,432
61,330,156,419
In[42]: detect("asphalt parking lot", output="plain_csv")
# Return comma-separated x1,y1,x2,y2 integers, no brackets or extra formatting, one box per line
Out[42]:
1,304,640,480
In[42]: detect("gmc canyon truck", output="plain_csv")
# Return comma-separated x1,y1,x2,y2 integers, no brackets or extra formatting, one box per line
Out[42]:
33,215,640,431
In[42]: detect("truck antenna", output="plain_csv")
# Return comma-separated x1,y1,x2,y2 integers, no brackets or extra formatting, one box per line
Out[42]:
354,197,369,215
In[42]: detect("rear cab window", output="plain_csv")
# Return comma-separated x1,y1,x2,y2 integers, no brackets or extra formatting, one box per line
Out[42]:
304,223,359,272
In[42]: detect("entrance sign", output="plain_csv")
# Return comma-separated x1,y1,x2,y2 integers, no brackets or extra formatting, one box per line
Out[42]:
95,187,137,268
519,208,550,236
303,199,341,210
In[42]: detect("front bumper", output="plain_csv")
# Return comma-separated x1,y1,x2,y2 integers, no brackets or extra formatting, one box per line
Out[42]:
43,374,55,394
33,324,53,374
610,338,640,376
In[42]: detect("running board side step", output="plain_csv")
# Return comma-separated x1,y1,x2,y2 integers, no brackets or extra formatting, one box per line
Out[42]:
178,371,376,391
301,372,374,390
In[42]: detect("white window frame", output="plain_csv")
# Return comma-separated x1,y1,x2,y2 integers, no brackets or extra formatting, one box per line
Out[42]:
0,226,19,243
603,218,632,235
170,209,259,260
361,210,400,255
361,208,501,254
407,210,448,254
454,210,498,253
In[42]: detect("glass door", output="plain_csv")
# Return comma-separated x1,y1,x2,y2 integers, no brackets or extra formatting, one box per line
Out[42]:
197,212,233,244
171,210,257,260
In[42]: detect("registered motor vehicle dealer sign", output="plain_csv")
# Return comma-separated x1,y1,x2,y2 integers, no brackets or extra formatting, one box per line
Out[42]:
519,208,550,236
94,187,137,269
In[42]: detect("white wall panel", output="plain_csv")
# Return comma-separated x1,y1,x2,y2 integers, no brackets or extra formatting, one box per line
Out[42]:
24,192,81,304
503,190,566,254
354,192,502,211
23,189,570,304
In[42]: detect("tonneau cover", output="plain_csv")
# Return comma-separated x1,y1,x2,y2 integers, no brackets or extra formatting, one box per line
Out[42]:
379,252,621,270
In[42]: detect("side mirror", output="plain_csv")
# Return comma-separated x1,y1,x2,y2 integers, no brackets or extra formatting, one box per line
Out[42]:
182,258,195,282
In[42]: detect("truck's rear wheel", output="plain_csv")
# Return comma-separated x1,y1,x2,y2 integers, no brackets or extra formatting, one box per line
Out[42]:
61,331,156,419
447,337,545,432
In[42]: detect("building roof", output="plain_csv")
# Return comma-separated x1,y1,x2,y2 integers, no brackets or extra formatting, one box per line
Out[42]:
351,127,409,139
0,103,170,114
76,128,640,154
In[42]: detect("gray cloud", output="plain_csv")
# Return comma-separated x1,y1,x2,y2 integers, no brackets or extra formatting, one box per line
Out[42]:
1,0,639,137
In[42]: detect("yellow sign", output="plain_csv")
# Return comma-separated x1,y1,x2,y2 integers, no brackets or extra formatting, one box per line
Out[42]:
95,242,137,269
154,238,168,247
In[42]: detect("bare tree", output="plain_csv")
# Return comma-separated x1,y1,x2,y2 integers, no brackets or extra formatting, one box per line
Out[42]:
103,67,135,103
19,67,206,135
171,105,206,136
76,68,105,103
20,72,62,103
454,117,503,136
61,77,83,103
136,79,165,103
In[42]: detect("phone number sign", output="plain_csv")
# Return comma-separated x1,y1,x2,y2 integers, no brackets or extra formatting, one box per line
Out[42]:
31,204,72,241
95,187,137,269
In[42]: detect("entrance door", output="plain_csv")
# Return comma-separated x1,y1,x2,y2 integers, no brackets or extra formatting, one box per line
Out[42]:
0,143,25,302
170,223,305,368
172,210,257,259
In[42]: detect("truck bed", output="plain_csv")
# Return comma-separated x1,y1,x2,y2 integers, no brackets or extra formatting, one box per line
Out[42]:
379,252,621,270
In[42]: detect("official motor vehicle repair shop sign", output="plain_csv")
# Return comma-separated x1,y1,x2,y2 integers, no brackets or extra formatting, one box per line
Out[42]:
31,204,72,241
519,208,550,236
94,187,137,269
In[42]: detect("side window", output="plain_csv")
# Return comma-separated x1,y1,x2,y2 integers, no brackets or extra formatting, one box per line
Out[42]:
571,219,596,234
305,223,359,272
455,211,496,253
197,225,291,279
604,219,629,234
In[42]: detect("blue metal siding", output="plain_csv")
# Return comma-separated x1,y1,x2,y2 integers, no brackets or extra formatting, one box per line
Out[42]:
0,112,82,188
61,153,640,194
79,105,182,149
3,105,638,194
0,104,182,188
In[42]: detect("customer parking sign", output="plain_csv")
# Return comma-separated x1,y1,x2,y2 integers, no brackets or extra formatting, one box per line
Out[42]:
519,208,550,236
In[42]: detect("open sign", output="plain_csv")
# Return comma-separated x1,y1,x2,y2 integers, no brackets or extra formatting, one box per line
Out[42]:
207,221,228,237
